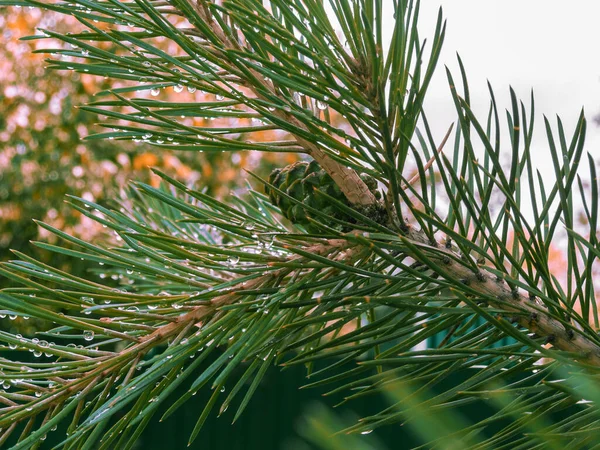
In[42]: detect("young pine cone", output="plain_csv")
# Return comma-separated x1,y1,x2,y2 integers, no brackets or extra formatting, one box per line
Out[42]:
265,160,384,233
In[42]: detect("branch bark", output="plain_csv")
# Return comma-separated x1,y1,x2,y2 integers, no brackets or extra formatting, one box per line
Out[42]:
190,0,378,206
401,226,600,367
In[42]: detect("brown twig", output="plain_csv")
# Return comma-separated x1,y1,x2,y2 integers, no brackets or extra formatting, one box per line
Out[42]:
402,123,454,189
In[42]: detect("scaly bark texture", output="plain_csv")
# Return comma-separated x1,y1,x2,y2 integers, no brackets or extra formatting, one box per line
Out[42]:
402,226,600,367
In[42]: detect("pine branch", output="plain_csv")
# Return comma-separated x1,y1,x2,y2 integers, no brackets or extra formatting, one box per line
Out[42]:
188,0,378,206
0,234,353,440
0,1,599,447
398,230,600,367
138,238,351,343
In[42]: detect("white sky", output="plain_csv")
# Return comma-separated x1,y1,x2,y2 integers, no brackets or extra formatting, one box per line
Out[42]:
409,1,600,163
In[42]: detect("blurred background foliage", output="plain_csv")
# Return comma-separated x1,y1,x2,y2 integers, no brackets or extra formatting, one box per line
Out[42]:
0,9,301,335
0,12,302,253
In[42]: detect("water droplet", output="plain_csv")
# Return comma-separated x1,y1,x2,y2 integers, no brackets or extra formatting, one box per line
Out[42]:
293,91,303,105
227,256,240,267
317,99,327,110
83,330,94,341
361,430,373,435
216,94,224,101
150,88,160,96
173,84,184,93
